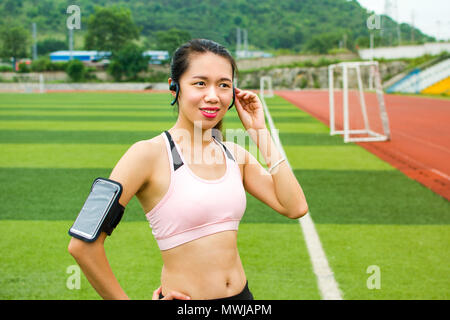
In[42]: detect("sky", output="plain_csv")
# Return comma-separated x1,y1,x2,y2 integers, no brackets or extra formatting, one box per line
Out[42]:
357,0,450,41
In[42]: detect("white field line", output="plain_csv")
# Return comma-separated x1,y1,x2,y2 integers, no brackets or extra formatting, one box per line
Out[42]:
260,94,343,300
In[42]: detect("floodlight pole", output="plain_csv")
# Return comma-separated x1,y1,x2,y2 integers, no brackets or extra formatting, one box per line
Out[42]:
69,28,73,61
394,0,401,45
236,27,241,58
243,29,248,58
32,23,37,60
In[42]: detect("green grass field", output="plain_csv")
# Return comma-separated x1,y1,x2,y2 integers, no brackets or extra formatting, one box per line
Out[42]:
0,92,448,300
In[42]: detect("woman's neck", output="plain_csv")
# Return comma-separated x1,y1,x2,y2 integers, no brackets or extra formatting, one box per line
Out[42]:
169,125,215,149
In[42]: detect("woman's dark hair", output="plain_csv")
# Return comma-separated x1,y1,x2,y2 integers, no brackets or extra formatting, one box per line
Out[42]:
170,39,238,141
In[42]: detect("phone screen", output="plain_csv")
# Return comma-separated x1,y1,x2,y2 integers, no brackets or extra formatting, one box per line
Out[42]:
70,180,119,240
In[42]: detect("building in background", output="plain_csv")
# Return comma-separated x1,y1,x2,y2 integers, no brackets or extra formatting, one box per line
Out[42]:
236,50,273,59
143,50,169,64
49,50,111,63
50,50,169,65
359,42,450,60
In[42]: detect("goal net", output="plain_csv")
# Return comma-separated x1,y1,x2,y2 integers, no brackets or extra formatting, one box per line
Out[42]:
14,73,45,93
328,61,390,143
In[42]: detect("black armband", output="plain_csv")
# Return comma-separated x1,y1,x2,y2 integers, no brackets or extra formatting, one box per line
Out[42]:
68,177,125,242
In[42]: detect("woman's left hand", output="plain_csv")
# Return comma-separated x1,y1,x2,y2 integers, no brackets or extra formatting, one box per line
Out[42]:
234,87,266,132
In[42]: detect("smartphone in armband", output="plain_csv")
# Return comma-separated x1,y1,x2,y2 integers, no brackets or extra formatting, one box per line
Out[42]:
69,177,124,242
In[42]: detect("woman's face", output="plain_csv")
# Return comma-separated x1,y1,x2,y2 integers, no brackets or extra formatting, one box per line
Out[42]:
172,52,234,130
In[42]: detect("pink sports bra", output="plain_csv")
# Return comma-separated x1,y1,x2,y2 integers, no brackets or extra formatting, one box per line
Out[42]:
145,130,247,250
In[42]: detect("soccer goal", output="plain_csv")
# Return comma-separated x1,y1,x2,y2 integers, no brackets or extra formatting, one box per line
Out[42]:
328,61,390,143
260,76,274,98
15,73,45,93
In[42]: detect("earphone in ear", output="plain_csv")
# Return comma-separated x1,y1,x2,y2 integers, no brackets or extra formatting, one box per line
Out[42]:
169,81,179,106
228,87,236,110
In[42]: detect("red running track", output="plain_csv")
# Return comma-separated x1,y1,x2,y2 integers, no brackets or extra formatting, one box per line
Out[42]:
276,90,450,201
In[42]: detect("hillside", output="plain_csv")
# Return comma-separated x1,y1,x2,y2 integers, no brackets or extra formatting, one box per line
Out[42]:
0,0,435,54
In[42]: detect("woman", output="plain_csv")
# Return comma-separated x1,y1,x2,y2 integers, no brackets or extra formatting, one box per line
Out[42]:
68,39,308,300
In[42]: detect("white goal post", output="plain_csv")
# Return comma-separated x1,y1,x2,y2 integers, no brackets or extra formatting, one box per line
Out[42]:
328,61,390,143
260,76,274,98
15,73,45,93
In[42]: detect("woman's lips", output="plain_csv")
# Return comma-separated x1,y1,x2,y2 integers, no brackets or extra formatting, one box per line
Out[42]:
200,109,219,118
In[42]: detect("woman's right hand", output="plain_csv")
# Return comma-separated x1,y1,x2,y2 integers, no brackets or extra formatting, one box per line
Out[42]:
152,285,191,300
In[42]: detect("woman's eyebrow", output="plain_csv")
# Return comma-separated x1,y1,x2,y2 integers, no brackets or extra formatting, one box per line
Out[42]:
192,75,232,82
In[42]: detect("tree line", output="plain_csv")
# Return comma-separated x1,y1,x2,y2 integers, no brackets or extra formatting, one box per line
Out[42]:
0,0,435,81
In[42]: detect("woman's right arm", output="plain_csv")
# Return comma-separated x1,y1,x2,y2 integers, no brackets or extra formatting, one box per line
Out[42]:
68,232,129,299
67,141,155,300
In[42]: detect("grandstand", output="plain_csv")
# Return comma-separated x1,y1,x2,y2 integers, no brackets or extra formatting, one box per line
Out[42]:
386,58,450,94
422,76,450,96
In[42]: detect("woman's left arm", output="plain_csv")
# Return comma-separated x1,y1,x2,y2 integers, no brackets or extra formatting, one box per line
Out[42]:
232,87,308,219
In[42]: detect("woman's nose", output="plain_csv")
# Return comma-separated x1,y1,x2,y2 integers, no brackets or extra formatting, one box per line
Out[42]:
204,86,219,103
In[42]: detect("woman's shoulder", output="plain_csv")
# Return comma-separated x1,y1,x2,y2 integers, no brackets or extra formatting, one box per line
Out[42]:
127,134,165,163
112,134,165,176
109,133,166,206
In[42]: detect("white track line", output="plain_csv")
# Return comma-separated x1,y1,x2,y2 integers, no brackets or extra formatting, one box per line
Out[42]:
430,169,450,182
260,94,343,300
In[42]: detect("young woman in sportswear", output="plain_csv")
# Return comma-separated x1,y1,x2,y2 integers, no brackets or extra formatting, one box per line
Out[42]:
68,39,308,300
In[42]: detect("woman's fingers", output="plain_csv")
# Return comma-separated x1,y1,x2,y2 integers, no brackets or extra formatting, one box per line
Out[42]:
152,285,191,300
152,286,162,300
162,291,191,300
236,88,255,101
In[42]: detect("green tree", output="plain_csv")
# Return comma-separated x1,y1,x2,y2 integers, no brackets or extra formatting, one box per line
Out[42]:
304,32,342,54
84,6,140,52
2,0,23,15
107,42,148,81
0,22,29,68
155,28,192,58
0,0,436,54
66,59,85,82
37,38,66,56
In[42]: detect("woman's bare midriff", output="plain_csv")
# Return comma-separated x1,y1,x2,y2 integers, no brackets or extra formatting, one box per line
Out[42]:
160,230,247,300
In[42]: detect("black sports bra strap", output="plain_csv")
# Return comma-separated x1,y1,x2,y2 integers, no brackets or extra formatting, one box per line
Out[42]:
163,131,184,171
213,138,236,162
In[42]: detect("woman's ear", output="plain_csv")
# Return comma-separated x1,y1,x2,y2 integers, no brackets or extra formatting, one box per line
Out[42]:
168,78,175,92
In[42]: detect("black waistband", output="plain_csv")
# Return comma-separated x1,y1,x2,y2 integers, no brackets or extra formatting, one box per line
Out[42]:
158,280,253,300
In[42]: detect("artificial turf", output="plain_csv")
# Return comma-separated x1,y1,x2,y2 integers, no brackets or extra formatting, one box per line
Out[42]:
1,92,448,299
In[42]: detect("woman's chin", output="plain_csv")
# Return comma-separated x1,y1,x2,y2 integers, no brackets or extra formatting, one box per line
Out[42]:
193,119,221,130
